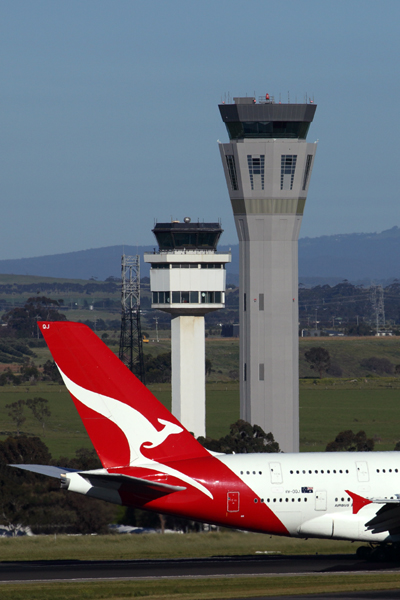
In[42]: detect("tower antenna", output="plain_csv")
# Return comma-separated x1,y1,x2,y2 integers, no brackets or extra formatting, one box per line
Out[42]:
119,254,145,382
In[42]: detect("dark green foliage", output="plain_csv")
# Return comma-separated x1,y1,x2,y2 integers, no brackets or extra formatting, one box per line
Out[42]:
304,347,331,378
0,368,20,386
2,297,66,337
144,352,171,383
0,437,115,534
19,360,40,383
0,341,36,364
325,430,374,452
42,359,63,383
346,323,375,336
26,397,51,430
5,400,26,435
360,356,394,375
198,419,280,454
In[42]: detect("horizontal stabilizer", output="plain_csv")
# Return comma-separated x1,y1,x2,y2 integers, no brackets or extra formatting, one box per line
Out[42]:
78,470,186,494
9,464,78,478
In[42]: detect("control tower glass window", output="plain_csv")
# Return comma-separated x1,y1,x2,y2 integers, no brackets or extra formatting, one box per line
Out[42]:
280,155,297,190
302,154,313,191
247,155,265,191
225,121,310,140
153,223,222,251
225,155,239,190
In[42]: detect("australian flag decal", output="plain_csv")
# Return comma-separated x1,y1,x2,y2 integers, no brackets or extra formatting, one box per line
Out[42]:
301,487,314,493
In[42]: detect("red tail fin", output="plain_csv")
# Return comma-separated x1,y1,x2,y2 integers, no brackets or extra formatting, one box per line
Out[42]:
40,321,209,469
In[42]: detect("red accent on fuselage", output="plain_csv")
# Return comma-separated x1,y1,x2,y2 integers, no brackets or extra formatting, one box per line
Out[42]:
112,455,289,536
345,489,373,514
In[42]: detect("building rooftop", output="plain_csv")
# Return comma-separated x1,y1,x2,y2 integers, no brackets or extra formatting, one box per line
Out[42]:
152,220,223,251
219,95,316,140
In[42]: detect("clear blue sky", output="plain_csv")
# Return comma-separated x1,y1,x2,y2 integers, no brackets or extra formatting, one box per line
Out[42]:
1,0,399,259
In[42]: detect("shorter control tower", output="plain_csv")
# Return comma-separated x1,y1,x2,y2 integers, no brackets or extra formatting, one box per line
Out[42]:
144,220,230,438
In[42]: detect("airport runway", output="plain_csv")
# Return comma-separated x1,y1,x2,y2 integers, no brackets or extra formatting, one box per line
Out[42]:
1,553,400,584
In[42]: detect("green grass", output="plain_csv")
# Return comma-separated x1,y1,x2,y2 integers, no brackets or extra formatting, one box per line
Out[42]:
3,574,400,600
300,387,400,451
1,380,400,457
1,574,400,600
300,335,400,378
2,336,400,457
0,531,356,561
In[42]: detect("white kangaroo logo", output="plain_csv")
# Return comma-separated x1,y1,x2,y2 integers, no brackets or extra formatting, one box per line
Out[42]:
58,367,213,499
142,419,183,449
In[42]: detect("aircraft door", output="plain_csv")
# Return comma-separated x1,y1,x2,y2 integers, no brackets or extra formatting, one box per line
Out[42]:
315,490,327,511
227,492,240,512
355,461,369,482
269,462,283,484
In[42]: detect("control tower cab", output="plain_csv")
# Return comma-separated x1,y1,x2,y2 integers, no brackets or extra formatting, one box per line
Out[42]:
144,219,231,437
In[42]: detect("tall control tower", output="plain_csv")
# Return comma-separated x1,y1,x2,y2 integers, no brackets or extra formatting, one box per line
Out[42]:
218,95,317,452
144,220,231,438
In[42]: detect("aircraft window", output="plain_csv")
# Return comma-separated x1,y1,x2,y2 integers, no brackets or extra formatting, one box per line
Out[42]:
389,469,392,473
321,470,324,474
396,469,399,473
261,499,264,503
273,498,276,502
333,470,336,474
279,498,282,502
259,471,262,475
298,498,301,502
348,497,350,502
290,470,293,474
240,471,243,474
292,498,295,502
285,498,289,502
335,497,338,501
383,469,386,473
346,470,349,473
315,470,318,474
302,470,306,474
296,470,299,474
341,497,344,501
246,471,250,475
327,470,330,474
267,498,270,503
305,498,307,502
253,471,256,475
339,470,343,473
254,498,258,503
308,470,312,474
377,469,380,473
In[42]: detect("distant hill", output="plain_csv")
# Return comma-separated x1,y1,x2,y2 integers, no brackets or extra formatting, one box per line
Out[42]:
0,227,399,284
298,226,400,285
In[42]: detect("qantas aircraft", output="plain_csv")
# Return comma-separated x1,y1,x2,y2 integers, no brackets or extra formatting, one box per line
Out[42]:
11,322,400,557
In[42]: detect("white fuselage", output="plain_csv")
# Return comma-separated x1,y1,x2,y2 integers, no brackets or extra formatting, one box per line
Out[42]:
218,451,400,543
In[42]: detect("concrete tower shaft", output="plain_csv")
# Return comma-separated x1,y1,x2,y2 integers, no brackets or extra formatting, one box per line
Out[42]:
218,97,317,452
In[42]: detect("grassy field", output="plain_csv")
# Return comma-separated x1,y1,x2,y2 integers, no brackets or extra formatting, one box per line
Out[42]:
2,574,400,600
300,335,400,378
1,335,400,456
0,531,357,561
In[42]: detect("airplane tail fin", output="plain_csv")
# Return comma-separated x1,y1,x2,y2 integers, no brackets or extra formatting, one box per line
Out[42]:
39,321,209,469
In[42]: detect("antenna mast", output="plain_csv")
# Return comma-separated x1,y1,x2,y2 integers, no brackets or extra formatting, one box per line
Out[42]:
119,254,145,382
